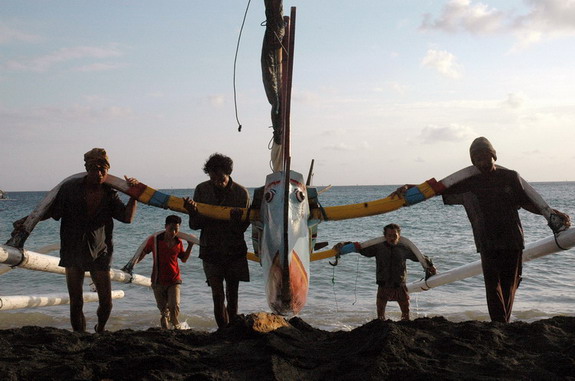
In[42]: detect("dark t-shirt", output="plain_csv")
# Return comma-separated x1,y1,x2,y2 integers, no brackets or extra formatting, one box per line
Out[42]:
188,178,250,264
359,241,419,288
49,177,130,270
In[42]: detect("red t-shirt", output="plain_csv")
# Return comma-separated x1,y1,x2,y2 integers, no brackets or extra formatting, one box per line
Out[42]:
144,233,186,286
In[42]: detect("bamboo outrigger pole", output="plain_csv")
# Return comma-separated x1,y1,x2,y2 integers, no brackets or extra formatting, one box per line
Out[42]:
0,291,125,311
0,244,151,287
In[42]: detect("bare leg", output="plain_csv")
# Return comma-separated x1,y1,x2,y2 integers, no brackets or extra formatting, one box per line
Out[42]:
209,277,228,328
376,287,387,320
398,300,410,321
65,267,86,332
90,269,112,332
225,279,240,322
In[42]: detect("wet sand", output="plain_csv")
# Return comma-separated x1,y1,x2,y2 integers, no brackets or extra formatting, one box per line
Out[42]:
1,313,574,380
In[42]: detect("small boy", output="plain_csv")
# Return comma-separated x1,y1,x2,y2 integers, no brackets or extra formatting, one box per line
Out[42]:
134,215,193,329
335,223,435,321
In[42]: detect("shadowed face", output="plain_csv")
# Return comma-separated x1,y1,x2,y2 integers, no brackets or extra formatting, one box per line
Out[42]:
208,170,230,189
164,223,180,240
471,150,495,174
384,228,400,245
86,164,108,185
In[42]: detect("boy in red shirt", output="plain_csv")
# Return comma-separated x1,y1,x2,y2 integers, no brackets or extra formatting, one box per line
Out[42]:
136,215,193,329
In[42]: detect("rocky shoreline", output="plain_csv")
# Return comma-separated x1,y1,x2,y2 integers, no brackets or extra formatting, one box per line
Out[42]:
1,313,574,380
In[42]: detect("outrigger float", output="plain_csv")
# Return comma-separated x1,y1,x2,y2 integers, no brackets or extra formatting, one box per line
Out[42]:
2,1,573,316
0,242,152,311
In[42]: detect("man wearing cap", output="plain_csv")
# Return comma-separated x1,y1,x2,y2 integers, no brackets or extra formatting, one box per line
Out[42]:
440,137,570,322
16,148,139,332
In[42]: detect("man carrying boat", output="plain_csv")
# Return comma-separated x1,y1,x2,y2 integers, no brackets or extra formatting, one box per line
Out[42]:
12,148,139,332
396,137,571,322
183,153,250,329
128,215,193,330
334,224,436,321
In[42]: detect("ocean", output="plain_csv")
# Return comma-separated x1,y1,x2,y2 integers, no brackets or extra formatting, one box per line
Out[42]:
1,182,574,332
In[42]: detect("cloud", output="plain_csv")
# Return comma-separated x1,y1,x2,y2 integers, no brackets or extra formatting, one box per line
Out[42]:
373,81,408,94
4,44,123,72
320,128,347,137
74,62,128,72
208,95,225,106
1,105,135,131
421,49,463,79
512,0,575,49
389,81,408,94
418,124,474,144
323,141,370,151
0,24,43,44
501,93,526,109
421,0,575,48
421,0,505,34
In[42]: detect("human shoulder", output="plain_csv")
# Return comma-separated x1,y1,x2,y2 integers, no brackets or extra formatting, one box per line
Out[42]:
230,179,249,195
59,176,85,192
195,180,212,190
193,181,213,198
396,242,417,257
494,165,519,177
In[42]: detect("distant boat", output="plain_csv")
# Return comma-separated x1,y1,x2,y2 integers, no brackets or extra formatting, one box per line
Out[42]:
0,189,7,200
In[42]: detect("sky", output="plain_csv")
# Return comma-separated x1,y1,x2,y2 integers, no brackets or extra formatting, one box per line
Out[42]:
2,0,575,191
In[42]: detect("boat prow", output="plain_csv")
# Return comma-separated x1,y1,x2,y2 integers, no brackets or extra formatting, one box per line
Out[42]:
255,171,311,315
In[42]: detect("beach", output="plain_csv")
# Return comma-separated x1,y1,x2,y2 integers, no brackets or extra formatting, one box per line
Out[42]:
1,312,574,380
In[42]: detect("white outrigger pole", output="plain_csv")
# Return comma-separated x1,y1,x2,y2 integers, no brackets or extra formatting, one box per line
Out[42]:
0,291,125,311
0,244,151,310
407,228,575,293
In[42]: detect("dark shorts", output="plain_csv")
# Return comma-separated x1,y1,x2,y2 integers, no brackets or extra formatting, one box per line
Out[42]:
59,252,112,272
377,285,410,302
202,256,250,285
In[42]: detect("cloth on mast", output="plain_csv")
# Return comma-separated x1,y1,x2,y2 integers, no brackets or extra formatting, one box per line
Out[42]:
262,0,285,171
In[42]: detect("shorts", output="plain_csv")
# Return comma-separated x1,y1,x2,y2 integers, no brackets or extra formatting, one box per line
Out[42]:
202,256,250,285
377,285,409,302
59,252,112,272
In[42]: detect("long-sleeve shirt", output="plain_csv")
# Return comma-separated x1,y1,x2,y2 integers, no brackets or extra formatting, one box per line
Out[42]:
359,241,419,288
441,167,536,252
188,178,250,264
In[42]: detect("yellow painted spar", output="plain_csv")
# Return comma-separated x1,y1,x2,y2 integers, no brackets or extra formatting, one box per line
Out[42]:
313,197,405,221
246,248,339,263
310,248,338,261
312,180,438,221
107,175,439,223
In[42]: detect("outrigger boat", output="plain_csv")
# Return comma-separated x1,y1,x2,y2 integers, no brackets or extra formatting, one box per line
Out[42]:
2,1,573,316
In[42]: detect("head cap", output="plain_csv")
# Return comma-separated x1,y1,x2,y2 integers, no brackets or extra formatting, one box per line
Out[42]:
84,148,110,170
469,137,497,161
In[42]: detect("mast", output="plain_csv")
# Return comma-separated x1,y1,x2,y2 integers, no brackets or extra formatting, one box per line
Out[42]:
280,7,296,306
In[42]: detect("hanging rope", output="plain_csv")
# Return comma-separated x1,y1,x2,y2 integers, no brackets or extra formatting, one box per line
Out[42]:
233,0,252,132
352,254,360,305
331,265,339,312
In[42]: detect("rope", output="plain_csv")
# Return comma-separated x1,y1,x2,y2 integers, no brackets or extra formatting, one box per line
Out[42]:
352,254,360,305
233,0,252,132
331,266,339,312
